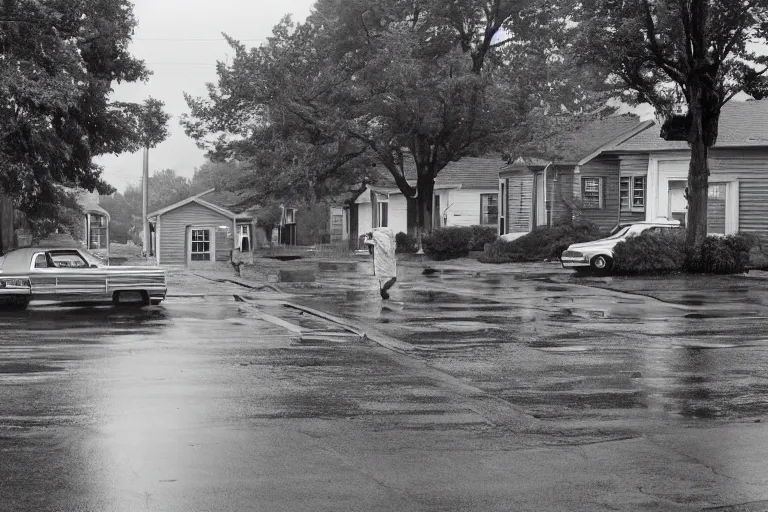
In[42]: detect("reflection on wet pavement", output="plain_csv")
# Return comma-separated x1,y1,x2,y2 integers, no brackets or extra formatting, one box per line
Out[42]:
291,262,768,427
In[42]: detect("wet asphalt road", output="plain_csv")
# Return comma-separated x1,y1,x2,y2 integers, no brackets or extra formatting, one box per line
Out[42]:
293,262,768,429
2,265,768,510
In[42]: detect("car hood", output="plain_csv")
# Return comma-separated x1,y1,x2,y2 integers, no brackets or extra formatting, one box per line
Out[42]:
567,238,625,251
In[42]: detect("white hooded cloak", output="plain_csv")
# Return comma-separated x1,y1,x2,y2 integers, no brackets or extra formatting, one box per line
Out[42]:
365,227,397,279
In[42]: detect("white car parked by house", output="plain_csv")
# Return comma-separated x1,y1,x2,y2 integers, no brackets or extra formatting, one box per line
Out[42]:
560,219,681,272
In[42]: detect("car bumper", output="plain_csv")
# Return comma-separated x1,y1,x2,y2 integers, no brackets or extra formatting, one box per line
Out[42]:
560,255,590,268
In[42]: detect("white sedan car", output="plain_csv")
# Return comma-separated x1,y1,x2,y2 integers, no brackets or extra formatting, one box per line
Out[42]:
560,219,681,272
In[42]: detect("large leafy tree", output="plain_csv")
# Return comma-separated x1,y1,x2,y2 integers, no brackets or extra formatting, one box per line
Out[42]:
0,0,151,231
576,0,768,266
183,0,599,240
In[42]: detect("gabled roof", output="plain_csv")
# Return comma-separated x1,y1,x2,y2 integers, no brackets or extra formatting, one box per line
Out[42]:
368,156,506,192
147,188,252,220
610,98,768,152
498,115,650,174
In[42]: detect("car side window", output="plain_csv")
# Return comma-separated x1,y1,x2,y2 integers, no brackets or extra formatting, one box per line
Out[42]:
34,254,49,268
48,251,89,268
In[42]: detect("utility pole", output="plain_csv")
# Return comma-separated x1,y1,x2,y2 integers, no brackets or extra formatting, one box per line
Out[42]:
142,145,149,257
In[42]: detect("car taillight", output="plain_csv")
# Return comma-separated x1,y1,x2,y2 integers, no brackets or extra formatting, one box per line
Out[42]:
1,279,30,288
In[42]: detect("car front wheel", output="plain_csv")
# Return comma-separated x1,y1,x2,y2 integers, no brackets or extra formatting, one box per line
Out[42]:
590,255,613,272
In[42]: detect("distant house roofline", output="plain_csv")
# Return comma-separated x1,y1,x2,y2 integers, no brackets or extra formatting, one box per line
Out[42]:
146,188,252,221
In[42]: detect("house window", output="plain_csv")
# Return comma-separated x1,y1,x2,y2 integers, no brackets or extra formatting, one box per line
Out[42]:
480,193,498,226
89,214,108,250
377,196,389,228
283,208,296,224
620,176,646,211
191,229,211,261
581,177,603,209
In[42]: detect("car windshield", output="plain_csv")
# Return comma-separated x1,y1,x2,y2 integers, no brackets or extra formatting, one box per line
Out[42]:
604,226,631,239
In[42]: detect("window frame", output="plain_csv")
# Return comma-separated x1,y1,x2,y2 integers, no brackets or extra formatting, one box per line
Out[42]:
620,175,646,212
190,229,212,262
88,213,108,250
376,194,389,228
48,250,90,269
581,177,604,210
479,193,499,226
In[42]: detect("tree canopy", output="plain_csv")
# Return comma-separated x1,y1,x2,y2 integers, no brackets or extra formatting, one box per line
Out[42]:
0,0,152,230
575,0,768,263
182,0,608,234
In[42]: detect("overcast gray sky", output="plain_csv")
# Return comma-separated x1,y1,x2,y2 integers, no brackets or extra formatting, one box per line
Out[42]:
95,0,316,193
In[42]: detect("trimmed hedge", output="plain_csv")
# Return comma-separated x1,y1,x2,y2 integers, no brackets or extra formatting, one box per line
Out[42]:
612,230,686,273
690,233,756,274
395,232,418,253
422,226,498,261
469,225,498,251
478,222,602,263
613,231,756,274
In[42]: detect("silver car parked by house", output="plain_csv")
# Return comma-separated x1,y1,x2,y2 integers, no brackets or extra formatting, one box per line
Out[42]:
561,219,681,272
0,247,167,310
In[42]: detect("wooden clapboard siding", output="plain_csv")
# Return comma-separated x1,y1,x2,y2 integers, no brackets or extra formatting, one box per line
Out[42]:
549,166,573,225
507,174,533,232
619,154,649,224
739,180,768,234
445,188,498,227
158,202,232,266
577,156,621,231
695,148,768,235
388,194,408,234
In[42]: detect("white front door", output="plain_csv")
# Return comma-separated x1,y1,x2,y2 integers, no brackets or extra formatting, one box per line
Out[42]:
237,224,251,251
650,159,739,234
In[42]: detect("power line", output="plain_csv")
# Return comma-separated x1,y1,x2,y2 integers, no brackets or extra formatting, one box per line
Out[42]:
145,62,218,66
134,37,266,42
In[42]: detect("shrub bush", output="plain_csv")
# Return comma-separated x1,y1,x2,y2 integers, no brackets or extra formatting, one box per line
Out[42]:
422,226,473,260
692,233,755,274
468,225,498,251
612,230,686,273
613,231,755,274
395,231,418,253
478,221,602,263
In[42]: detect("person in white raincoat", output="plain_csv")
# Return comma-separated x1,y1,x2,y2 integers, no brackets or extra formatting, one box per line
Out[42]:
364,227,397,299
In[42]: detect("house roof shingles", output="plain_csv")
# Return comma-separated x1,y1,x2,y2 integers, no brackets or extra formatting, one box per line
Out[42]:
370,156,506,190
612,99,768,152
537,115,646,163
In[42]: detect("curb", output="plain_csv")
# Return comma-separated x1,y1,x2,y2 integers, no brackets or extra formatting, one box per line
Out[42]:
280,300,535,427
191,272,283,293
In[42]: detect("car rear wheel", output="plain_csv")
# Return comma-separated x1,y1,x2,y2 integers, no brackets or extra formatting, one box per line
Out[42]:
0,295,30,311
590,255,613,272
113,291,151,307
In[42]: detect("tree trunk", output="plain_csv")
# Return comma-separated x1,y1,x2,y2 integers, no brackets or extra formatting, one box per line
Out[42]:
414,177,435,252
0,194,14,254
684,83,711,270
